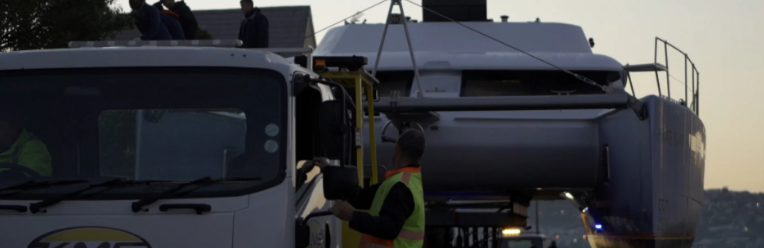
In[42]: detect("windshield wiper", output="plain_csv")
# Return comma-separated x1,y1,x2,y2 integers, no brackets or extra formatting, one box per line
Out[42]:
0,180,35,192
28,177,128,213
76,179,173,198
0,179,89,195
130,176,260,213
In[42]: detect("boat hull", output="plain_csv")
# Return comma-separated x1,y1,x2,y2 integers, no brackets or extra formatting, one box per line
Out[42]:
361,95,705,248
582,95,705,248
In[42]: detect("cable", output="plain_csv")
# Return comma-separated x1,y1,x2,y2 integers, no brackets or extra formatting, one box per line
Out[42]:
668,74,687,86
299,0,388,47
405,0,617,94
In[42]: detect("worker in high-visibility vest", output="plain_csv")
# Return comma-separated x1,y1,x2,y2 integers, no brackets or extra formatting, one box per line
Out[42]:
315,129,426,248
0,103,52,179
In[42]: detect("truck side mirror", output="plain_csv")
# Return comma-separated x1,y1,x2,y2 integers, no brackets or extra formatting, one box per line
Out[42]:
322,166,359,200
318,100,348,160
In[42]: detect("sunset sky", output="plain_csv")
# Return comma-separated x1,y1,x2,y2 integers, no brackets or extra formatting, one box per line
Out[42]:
117,0,764,192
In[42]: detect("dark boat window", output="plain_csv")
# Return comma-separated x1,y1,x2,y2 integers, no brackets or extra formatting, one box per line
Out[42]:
461,70,620,97
376,71,414,98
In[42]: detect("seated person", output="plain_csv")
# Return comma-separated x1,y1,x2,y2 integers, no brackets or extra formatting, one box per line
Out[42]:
152,2,186,40
129,0,172,41
0,104,52,179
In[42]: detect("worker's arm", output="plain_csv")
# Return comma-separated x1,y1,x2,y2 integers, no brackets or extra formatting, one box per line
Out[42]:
348,182,415,240
141,7,162,40
313,157,379,209
347,183,380,210
17,140,52,176
314,165,379,209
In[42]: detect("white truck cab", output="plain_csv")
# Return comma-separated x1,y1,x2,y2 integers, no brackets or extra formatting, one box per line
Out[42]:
0,40,356,248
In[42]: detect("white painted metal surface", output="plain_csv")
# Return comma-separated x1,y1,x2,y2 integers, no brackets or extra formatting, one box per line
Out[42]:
0,45,315,248
0,47,305,76
315,22,623,71
0,182,295,247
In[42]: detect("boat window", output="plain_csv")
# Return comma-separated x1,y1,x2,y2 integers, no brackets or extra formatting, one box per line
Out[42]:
461,70,620,97
498,238,545,248
502,240,534,248
376,71,414,98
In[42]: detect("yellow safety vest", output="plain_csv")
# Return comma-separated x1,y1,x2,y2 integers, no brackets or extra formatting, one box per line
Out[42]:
0,129,52,176
359,167,425,248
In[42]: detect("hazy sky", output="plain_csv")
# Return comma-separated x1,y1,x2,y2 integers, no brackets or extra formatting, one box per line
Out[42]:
117,0,764,192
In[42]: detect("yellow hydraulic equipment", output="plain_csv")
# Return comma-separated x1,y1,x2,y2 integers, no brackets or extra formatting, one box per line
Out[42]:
298,55,381,247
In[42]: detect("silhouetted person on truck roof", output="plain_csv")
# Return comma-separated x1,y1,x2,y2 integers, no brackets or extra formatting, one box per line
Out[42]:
152,2,186,40
238,0,269,48
129,0,172,40
158,0,198,39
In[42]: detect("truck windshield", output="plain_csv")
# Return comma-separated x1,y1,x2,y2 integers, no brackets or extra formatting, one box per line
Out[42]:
0,67,286,200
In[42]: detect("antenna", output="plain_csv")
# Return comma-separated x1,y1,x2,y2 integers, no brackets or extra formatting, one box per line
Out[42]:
371,0,424,98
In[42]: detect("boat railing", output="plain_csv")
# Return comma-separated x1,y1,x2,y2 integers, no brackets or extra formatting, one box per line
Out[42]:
655,37,700,115
624,38,700,116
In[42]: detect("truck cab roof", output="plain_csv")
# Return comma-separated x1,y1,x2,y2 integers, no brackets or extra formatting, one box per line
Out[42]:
0,45,311,79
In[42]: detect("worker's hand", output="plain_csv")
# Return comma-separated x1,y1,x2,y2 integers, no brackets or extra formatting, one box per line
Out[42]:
330,200,355,221
312,157,330,169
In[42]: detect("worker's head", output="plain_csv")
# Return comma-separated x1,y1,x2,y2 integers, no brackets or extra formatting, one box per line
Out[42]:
161,0,176,8
128,0,145,10
392,129,425,169
240,0,254,14
0,103,26,147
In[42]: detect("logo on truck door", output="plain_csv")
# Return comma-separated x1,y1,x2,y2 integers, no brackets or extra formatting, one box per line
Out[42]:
28,226,151,248
307,220,324,248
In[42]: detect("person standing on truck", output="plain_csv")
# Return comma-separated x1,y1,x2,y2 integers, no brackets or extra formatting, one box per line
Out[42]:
314,129,426,248
159,0,199,39
0,103,52,179
238,0,269,48
152,2,186,40
129,0,172,40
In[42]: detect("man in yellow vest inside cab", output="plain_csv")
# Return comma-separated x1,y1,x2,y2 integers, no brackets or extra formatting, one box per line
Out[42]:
0,103,52,179
314,129,426,248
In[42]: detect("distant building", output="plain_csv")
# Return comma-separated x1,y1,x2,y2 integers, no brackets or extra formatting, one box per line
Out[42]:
109,6,315,48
